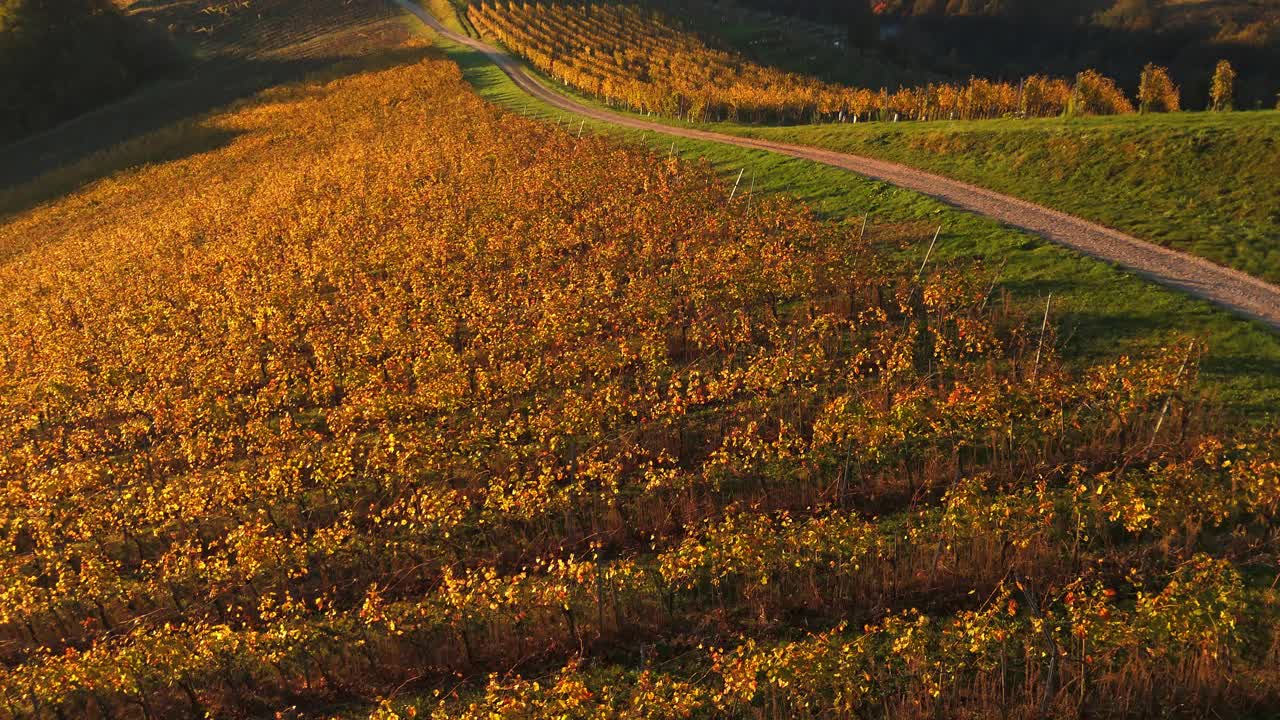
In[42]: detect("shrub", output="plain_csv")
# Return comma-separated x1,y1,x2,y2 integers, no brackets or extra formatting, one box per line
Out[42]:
1138,62,1180,112
1069,68,1136,115
1210,59,1236,111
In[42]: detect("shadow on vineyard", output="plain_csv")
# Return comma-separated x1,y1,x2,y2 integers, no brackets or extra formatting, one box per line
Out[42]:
0,0,408,204
0,0,179,146
0,45,430,220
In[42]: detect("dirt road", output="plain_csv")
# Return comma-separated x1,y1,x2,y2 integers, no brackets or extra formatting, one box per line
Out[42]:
396,0,1280,331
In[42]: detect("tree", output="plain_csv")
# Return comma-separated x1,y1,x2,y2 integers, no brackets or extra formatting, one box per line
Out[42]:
1137,63,1179,113
1210,59,1236,111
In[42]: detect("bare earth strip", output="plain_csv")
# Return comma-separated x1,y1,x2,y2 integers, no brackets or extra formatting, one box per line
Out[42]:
395,0,1280,331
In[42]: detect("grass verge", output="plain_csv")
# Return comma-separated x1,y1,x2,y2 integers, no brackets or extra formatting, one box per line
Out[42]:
732,111,1280,283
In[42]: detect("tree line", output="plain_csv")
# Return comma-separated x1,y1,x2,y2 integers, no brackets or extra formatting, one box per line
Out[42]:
723,0,1279,109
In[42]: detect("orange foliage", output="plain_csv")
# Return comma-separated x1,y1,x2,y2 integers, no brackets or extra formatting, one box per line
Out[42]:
0,33,1276,720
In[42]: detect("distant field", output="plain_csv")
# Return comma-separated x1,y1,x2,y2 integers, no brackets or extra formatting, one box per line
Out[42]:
121,0,407,59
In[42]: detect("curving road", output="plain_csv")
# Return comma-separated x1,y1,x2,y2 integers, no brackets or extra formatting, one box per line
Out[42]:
396,0,1280,331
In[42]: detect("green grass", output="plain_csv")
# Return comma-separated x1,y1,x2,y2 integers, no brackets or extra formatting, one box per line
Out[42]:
423,0,475,36
729,112,1280,283
409,13,1280,421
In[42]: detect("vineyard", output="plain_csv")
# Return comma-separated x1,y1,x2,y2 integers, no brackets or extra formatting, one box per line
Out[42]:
466,2,1142,124
1,34,1280,720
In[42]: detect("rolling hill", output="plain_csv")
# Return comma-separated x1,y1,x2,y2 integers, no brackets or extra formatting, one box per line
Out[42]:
0,1,1278,718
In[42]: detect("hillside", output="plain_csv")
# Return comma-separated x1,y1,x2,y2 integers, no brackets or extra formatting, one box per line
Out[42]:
467,2,1135,123
739,111,1280,283
1,0,406,207
1,17,1280,718
0,0,175,144
0,1,1278,718
465,1,1280,289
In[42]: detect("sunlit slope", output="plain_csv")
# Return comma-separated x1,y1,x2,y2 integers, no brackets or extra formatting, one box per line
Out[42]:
1,0,407,204
0,34,1279,720
741,111,1280,282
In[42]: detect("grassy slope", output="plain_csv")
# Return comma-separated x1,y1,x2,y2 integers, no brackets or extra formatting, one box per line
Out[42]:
411,15,1280,421
452,3,1280,283
729,111,1280,283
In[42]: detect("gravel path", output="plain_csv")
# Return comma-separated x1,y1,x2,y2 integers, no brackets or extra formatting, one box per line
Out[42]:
398,0,1280,331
